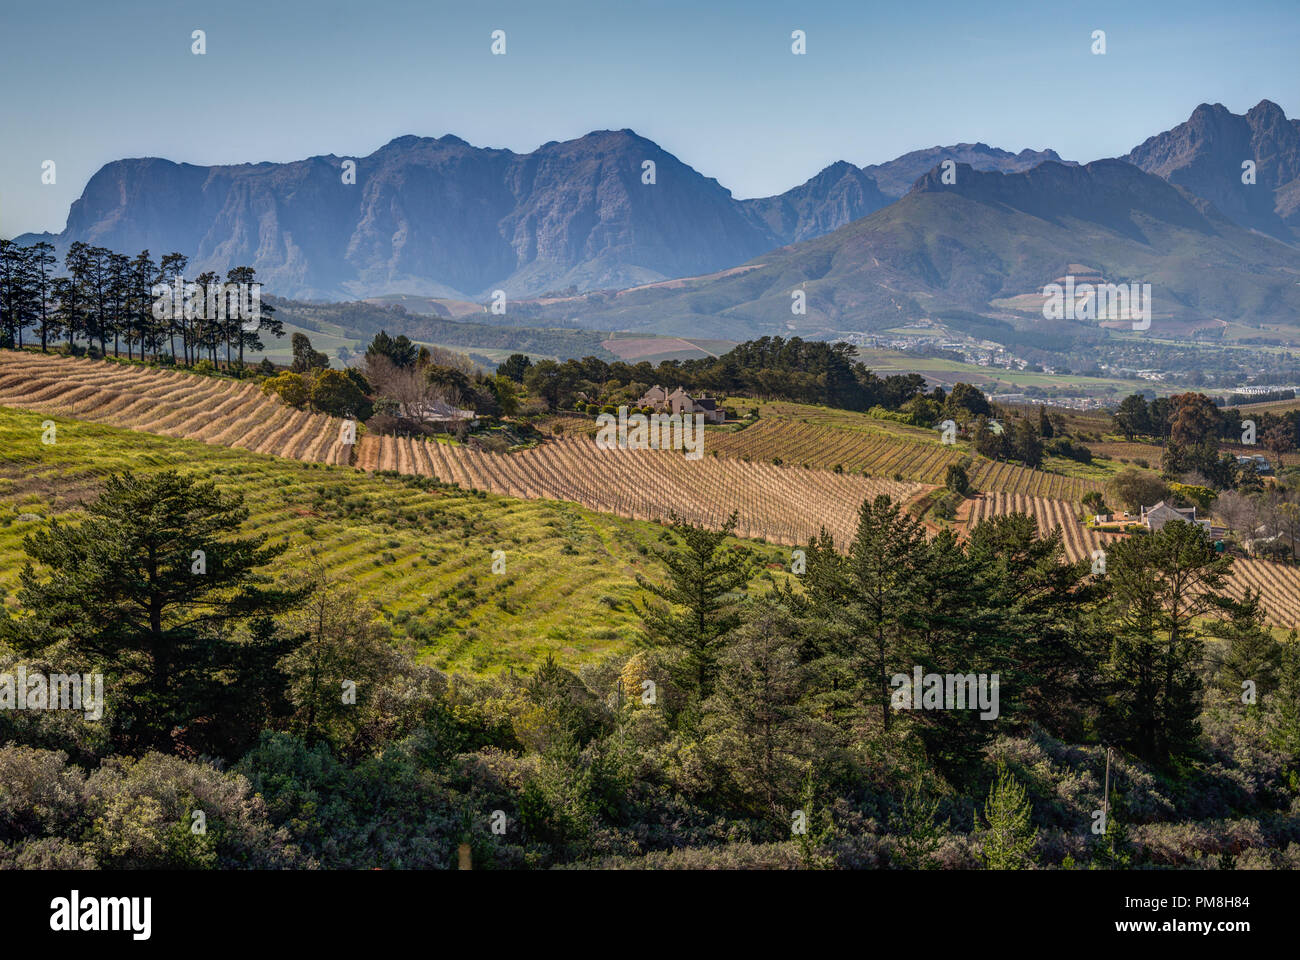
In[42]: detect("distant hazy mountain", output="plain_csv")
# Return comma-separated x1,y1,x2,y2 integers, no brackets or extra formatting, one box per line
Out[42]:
30,105,1300,320
1121,99,1300,244
863,142,1073,198
741,161,892,244
557,159,1300,340
20,131,788,301
19,130,1078,302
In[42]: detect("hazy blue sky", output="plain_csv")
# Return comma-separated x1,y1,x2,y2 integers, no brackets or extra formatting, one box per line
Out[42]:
2,0,1297,238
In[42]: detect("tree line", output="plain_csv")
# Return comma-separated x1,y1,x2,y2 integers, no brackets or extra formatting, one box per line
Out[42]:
498,336,940,414
0,239,280,366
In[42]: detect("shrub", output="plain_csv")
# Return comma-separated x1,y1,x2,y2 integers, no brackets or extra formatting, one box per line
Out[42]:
945,462,970,496
310,368,371,419
1045,437,1092,464
261,372,311,409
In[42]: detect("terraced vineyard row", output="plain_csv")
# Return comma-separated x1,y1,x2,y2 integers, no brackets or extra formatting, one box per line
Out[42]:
0,352,351,464
711,418,1102,500
357,433,925,549
0,406,733,673
965,493,1122,562
965,492,1300,629
1087,441,1165,463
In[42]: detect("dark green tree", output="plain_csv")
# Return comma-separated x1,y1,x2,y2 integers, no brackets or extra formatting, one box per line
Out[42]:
1113,394,1152,441
1209,588,1282,703
8,471,303,751
634,512,751,710
365,329,417,369
703,602,815,823
498,353,532,382
290,331,330,373
844,494,928,731
1102,520,1230,763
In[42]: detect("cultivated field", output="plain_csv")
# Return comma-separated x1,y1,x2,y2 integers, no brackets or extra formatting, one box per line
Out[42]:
0,353,926,550
963,492,1300,629
708,416,1103,501
357,433,923,549
964,492,1123,561
0,351,351,464
0,406,797,672
1087,441,1165,464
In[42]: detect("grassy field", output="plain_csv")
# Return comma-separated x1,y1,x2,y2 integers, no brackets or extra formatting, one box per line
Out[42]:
853,347,1185,399
0,406,791,675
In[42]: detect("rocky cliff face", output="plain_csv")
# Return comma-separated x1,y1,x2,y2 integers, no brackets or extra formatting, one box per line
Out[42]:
741,161,892,244
1122,99,1300,244
34,131,790,300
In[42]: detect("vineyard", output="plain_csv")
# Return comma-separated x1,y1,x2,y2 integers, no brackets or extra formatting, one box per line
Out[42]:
0,351,351,465
0,406,802,673
7,351,1293,627
964,492,1300,629
964,492,1123,562
356,433,924,549
708,417,1103,501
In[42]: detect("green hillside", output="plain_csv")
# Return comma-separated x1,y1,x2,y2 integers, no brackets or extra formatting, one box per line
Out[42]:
0,407,786,673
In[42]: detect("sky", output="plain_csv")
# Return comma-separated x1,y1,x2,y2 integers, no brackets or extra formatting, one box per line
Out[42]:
2,0,1298,238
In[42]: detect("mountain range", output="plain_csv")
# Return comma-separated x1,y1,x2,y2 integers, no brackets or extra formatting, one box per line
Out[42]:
16,100,1300,340
561,156,1300,340
13,130,1072,302
1122,99,1300,245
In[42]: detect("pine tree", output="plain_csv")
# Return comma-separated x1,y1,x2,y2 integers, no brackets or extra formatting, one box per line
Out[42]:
194,270,220,364
891,775,948,869
909,527,997,774
129,250,157,359
634,512,751,709
1267,634,1300,759
846,494,927,731
1210,588,1282,703
981,762,1038,869
8,471,303,749
0,239,20,347
965,512,1106,741
158,252,188,363
793,767,835,868
27,241,57,351
1103,521,1230,763
703,601,812,821
107,251,130,358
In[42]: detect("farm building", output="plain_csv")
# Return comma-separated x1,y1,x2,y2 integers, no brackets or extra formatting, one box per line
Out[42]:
637,385,726,424
1235,454,1273,475
1140,500,1211,533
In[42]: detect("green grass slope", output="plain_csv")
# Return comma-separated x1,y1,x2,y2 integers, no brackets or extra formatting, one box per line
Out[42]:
0,407,788,674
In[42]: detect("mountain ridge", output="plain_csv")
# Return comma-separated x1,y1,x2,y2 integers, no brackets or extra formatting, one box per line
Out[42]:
17,129,1077,302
